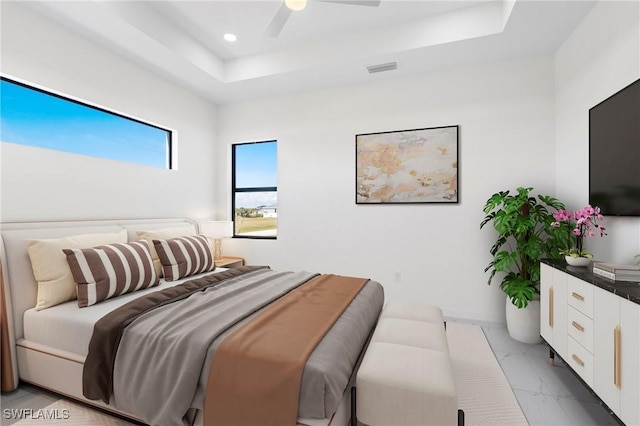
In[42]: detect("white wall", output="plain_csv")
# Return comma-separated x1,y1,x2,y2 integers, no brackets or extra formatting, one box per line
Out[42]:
4,1,636,322
555,1,640,263
218,56,557,322
0,3,218,222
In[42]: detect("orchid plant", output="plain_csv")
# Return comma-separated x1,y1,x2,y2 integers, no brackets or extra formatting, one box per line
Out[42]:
551,205,607,258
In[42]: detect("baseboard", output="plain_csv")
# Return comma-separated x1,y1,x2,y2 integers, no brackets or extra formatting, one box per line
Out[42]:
443,308,505,324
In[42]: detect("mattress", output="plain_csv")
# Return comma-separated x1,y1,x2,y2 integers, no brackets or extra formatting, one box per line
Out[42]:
21,266,384,423
22,269,228,357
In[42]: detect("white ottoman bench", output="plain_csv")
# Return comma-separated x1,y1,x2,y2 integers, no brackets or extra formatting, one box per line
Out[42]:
356,303,463,426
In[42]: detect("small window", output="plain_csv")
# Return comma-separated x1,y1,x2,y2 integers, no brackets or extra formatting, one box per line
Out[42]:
232,141,277,238
0,77,172,168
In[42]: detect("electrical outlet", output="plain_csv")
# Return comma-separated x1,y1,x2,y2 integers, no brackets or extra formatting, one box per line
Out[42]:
394,272,401,282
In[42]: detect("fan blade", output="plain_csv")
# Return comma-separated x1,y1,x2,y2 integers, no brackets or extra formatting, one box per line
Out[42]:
265,3,292,38
318,0,380,6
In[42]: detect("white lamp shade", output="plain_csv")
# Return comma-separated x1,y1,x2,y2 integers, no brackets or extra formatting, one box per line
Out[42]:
200,221,234,238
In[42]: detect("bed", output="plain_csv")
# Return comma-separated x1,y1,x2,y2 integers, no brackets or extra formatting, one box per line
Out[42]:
0,218,384,426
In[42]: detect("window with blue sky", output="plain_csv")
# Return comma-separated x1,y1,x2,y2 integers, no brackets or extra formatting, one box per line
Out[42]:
0,77,172,169
232,141,277,238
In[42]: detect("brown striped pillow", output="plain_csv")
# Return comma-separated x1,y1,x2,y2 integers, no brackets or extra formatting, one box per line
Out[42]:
63,240,159,307
153,235,215,281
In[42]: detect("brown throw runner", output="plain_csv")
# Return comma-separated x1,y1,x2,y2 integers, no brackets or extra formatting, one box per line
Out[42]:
203,274,369,426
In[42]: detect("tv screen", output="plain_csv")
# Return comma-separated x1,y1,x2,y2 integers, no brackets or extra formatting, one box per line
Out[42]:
589,78,640,216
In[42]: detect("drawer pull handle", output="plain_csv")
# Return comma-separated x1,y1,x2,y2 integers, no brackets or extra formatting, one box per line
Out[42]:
549,287,554,327
571,321,585,332
614,326,621,388
572,354,585,367
571,292,585,301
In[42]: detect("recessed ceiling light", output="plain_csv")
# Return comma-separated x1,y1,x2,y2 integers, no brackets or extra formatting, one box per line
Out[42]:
223,33,237,42
285,0,307,11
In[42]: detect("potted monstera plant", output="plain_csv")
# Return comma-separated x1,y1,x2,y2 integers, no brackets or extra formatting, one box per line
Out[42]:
480,187,570,343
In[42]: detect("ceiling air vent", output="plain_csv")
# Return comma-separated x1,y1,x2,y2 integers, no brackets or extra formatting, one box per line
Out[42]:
366,62,398,74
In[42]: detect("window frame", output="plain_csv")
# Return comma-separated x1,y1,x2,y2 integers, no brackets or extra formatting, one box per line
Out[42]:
0,75,173,169
231,140,277,240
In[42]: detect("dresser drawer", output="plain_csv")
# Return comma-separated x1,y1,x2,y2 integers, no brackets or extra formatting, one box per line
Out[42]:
568,277,594,318
568,336,594,388
567,306,594,353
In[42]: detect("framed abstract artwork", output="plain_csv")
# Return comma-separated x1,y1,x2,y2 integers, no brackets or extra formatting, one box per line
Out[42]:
356,125,459,204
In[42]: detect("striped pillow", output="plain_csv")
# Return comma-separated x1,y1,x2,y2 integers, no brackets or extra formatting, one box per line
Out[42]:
63,240,159,307
153,235,215,281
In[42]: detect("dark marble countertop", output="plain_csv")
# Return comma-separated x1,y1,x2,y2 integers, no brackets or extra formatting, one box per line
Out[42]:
542,259,640,305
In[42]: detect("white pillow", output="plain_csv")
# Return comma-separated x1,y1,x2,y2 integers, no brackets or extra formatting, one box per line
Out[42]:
136,226,196,277
27,229,128,310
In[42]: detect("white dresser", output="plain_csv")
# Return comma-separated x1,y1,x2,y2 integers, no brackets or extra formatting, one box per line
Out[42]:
540,260,640,426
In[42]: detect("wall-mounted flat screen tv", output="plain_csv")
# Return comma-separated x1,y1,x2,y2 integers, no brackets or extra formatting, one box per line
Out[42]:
589,78,640,216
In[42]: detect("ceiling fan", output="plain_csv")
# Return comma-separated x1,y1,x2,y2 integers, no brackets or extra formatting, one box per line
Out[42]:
265,0,381,38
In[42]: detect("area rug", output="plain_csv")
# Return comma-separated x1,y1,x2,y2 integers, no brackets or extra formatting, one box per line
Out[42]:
446,322,529,425
12,399,136,426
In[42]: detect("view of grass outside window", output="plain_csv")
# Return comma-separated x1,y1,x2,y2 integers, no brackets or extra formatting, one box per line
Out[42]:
0,77,172,169
232,141,277,238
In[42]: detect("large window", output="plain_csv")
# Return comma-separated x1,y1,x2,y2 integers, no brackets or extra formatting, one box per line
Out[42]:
232,140,277,238
0,77,172,169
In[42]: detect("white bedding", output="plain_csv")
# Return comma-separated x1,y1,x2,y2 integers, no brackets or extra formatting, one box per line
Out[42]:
22,269,227,357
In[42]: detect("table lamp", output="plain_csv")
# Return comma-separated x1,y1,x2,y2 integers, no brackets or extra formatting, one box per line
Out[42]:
200,221,234,262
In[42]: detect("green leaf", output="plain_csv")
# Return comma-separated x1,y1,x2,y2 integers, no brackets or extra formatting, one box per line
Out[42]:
500,274,536,309
538,194,566,210
489,235,508,256
486,268,497,286
480,212,495,229
494,250,517,272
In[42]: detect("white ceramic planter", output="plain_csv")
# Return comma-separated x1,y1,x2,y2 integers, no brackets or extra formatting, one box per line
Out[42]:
565,255,591,267
505,296,541,344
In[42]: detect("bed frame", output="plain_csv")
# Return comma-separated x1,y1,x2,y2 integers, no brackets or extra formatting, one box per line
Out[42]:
0,218,360,426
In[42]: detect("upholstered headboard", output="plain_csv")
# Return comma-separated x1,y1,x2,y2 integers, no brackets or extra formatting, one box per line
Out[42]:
0,218,199,391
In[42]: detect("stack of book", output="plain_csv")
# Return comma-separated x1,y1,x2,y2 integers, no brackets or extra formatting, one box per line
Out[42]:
592,262,640,282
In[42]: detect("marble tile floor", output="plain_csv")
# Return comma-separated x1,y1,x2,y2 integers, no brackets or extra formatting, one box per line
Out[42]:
452,318,621,426
1,319,620,426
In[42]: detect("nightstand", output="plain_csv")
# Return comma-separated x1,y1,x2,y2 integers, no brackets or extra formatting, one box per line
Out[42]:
215,256,245,268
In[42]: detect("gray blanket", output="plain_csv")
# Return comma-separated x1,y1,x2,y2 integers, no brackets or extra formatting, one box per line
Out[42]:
110,268,384,426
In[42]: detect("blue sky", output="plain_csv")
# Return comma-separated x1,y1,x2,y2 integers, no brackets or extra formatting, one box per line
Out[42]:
235,141,277,188
235,141,277,208
0,78,169,168
1,78,278,208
